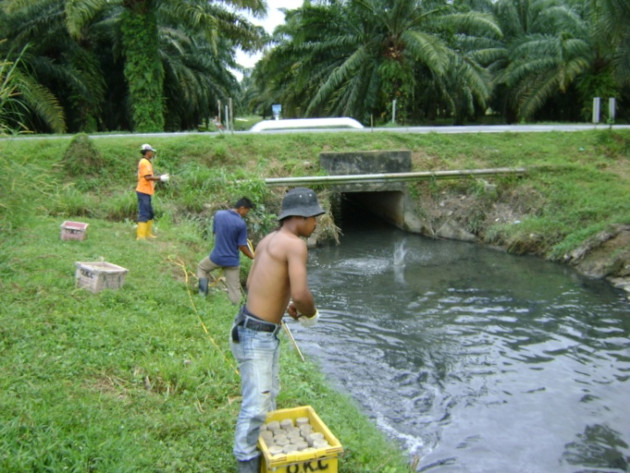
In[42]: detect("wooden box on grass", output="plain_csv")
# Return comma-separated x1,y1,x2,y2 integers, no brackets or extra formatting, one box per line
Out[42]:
257,405,343,473
60,221,89,241
75,261,128,293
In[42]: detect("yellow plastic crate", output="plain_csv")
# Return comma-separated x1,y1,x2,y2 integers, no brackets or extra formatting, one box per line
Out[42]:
258,405,343,473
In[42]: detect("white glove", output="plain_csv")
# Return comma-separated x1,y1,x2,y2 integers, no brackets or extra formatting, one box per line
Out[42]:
298,310,319,328
160,173,170,182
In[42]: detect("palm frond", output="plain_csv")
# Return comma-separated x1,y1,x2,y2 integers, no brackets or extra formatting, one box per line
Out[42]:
306,47,368,115
13,69,66,132
65,0,115,38
403,30,449,75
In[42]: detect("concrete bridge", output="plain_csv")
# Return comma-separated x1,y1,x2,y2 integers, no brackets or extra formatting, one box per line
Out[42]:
264,150,525,232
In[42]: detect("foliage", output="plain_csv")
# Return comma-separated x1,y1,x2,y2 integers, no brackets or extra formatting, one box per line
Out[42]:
250,0,501,125
247,0,630,125
0,46,23,135
3,128,629,264
0,0,267,133
120,8,165,132
61,132,105,177
0,41,65,134
2,0,629,130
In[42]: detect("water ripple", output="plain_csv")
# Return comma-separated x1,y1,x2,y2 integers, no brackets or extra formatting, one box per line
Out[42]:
295,229,630,472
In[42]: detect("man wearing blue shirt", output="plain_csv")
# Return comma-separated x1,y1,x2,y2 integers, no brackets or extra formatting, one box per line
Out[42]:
197,197,255,304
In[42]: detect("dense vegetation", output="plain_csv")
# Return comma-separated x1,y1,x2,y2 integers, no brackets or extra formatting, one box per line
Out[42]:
249,0,630,125
2,129,629,256
0,0,267,133
1,0,629,134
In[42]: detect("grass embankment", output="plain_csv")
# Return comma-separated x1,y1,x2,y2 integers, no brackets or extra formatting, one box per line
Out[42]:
1,129,629,472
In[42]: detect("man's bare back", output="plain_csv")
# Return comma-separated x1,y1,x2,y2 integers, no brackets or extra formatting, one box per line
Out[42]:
245,219,317,324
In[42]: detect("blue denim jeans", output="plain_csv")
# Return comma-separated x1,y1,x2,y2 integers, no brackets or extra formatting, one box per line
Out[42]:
230,319,281,462
136,191,154,222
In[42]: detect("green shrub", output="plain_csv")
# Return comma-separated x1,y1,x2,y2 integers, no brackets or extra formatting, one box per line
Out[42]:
102,190,138,221
61,133,105,177
50,185,97,217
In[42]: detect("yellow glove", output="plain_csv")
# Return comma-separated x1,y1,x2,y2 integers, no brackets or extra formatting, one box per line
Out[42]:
298,310,319,328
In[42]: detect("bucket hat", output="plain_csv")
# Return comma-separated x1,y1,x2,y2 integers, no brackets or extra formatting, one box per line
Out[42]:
278,187,325,220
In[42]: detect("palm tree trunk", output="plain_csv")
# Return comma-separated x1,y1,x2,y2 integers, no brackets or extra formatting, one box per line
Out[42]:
120,4,165,132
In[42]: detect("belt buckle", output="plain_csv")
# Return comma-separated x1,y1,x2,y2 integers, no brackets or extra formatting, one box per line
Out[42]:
244,316,266,332
244,315,280,334
242,317,255,331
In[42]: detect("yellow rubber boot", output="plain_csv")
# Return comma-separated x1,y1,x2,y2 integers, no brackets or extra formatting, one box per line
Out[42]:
136,222,147,240
147,219,157,239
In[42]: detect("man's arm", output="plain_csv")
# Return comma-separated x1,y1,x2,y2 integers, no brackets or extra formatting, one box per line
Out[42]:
143,174,161,182
238,244,254,260
139,159,161,182
286,240,316,317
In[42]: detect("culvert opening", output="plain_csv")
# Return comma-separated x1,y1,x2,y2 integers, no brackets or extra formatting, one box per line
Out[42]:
332,191,405,230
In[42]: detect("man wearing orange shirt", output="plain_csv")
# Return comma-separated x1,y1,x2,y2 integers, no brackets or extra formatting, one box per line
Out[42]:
135,144,168,240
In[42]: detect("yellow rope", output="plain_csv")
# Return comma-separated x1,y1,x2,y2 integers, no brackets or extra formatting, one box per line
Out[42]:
209,269,225,288
282,321,305,362
168,255,238,375
169,242,304,372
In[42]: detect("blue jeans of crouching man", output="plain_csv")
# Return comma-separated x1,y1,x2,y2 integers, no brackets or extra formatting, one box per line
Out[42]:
230,310,281,463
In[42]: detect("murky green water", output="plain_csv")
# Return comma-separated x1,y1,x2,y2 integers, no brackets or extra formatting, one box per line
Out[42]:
288,214,630,473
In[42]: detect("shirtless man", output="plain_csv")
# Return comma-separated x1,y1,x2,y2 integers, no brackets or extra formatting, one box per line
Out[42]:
230,187,324,473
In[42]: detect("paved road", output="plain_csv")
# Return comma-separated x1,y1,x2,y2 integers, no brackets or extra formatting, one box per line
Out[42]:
375,123,630,134
2,123,629,141
236,123,630,135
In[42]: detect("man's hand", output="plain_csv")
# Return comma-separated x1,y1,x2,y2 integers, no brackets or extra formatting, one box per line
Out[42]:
160,173,170,182
298,310,319,327
286,301,299,320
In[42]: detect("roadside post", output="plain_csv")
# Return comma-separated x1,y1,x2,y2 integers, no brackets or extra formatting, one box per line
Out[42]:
592,97,601,124
609,97,616,126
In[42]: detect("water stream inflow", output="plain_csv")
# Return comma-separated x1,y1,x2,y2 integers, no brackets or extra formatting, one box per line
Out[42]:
288,213,630,473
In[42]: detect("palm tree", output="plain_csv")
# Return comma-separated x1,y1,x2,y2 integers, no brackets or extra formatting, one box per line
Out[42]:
492,0,591,121
0,42,66,134
250,0,500,124
157,2,267,130
576,0,630,85
1,0,126,133
1,0,267,133
489,0,630,122
66,0,267,132
414,5,502,124
0,2,87,133
571,0,630,121
161,31,240,130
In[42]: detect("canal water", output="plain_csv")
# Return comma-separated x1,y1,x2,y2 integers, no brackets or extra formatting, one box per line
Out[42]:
288,210,630,473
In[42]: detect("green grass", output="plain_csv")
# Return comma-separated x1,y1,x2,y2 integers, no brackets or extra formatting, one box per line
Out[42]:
0,214,411,472
1,128,629,472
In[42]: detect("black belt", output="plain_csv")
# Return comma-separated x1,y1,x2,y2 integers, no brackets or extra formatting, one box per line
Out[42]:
232,306,281,342
242,316,280,333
